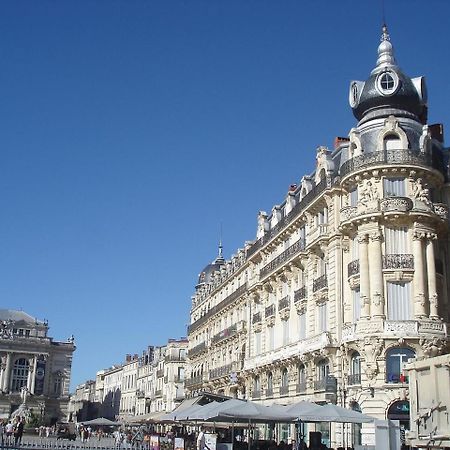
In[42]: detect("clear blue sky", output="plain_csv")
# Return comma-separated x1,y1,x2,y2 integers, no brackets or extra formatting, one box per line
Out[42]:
1,1,449,391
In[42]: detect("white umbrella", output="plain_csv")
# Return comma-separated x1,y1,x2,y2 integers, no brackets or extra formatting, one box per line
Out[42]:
283,401,324,418
300,404,375,423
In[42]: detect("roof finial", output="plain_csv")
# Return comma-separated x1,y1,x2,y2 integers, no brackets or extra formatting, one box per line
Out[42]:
371,23,398,74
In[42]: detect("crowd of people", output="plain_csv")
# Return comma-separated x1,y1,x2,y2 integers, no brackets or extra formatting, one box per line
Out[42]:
0,416,25,447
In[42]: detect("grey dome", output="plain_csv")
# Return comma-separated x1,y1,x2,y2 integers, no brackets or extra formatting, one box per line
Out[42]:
196,243,226,288
352,69,426,123
351,25,427,124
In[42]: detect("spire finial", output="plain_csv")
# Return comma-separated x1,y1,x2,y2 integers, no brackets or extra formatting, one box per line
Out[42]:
371,24,398,74
381,24,390,42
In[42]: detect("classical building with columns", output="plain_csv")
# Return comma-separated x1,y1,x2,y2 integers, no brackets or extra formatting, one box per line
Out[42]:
187,26,449,446
0,309,76,423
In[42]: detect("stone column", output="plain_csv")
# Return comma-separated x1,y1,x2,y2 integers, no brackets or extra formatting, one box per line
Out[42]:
369,229,385,319
426,234,439,319
30,355,38,394
413,231,427,318
358,233,370,319
3,353,12,392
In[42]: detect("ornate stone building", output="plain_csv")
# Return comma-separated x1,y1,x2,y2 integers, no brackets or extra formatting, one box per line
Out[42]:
187,27,449,445
0,309,76,423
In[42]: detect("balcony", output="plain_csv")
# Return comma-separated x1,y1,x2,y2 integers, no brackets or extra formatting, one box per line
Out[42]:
265,388,273,398
347,373,361,385
296,382,307,394
340,149,439,179
209,362,237,381
252,312,262,325
265,304,275,318
156,369,164,378
348,260,360,277
174,375,184,383
314,375,337,392
165,354,187,362
382,254,414,270
380,197,413,213
260,239,306,279
136,390,145,399
185,375,205,388
251,390,261,399
279,385,289,397
294,286,307,303
279,295,290,311
340,206,358,222
212,323,238,345
313,274,327,292
188,283,247,334
155,390,162,398
188,342,206,358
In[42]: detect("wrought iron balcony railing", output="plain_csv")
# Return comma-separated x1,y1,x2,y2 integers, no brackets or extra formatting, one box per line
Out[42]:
211,323,238,344
348,260,360,277
260,239,306,278
265,388,273,398
188,342,206,358
294,286,307,303
296,382,307,394
340,149,440,179
279,295,290,311
188,283,247,334
313,274,328,292
252,312,262,324
251,390,261,399
279,385,289,396
347,373,361,385
265,304,275,318
247,178,330,258
314,375,337,392
209,363,236,381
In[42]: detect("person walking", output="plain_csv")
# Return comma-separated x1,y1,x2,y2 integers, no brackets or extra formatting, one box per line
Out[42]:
14,417,24,446
196,426,210,450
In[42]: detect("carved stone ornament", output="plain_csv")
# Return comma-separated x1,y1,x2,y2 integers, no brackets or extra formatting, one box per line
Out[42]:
358,179,379,212
357,337,384,380
420,337,446,357
412,178,432,209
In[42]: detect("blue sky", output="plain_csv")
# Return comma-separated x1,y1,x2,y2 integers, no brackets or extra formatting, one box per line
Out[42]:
1,1,449,390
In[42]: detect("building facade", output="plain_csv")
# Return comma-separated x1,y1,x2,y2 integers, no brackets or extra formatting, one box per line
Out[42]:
69,339,188,421
187,27,450,446
0,309,76,423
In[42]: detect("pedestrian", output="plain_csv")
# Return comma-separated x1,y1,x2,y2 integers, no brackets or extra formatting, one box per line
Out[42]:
196,426,210,450
14,417,24,446
0,420,5,447
5,421,14,446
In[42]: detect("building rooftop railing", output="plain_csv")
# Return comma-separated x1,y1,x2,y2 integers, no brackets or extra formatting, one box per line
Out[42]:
188,283,247,334
247,177,331,258
340,149,440,179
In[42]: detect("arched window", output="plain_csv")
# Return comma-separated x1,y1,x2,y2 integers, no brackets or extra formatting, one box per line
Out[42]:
349,352,361,385
267,372,273,397
280,368,289,396
11,358,29,392
316,359,329,380
253,375,261,397
386,347,415,383
383,134,401,151
297,364,306,393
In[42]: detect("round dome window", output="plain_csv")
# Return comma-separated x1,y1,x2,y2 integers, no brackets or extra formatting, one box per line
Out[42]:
376,70,399,96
